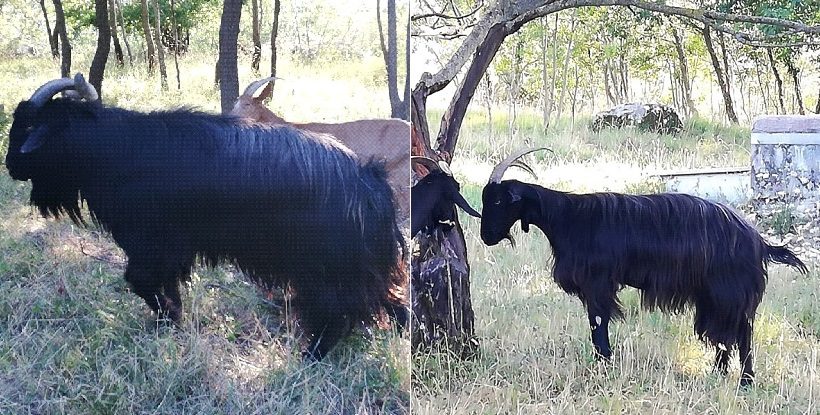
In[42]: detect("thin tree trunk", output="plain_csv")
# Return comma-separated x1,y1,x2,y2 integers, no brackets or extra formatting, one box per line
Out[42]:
269,0,281,93
251,0,261,73
672,28,696,117
767,49,786,114
754,55,770,113
785,58,804,115
218,0,242,113
540,16,548,128
38,0,59,58
556,11,577,120
170,0,181,89
115,0,133,64
140,0,156,73
107,0,124,66
153,0,168,89
377,0,405,119
89,0,111,96
52,0,71,77
702,26,738,123
815,87,820,114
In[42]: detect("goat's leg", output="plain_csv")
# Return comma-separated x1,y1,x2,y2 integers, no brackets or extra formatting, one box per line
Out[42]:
124,260,172,320
295,279,351,360
161,278,183,323
714,347,730,375
739,320,755,387
585,304,613,358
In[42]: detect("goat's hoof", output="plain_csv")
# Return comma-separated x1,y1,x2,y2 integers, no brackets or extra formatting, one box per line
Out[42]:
739,375,754,388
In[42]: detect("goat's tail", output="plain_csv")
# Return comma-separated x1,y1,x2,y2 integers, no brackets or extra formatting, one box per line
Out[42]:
352,160,407,326
766,244,809,274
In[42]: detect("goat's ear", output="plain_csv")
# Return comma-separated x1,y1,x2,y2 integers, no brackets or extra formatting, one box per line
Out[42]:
509,189,522,203
20,125,49,153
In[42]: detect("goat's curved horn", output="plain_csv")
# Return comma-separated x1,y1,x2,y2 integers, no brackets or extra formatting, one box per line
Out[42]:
29,77,76,108
73,73,99,101
241,77,279,98
488,147,553,184
411,156,453,176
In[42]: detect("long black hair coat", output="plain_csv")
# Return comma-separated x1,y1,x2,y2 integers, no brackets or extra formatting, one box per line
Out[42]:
6,98,405,359
481,179,808,385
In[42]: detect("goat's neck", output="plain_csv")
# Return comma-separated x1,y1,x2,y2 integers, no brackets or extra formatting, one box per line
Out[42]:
523,185,568,239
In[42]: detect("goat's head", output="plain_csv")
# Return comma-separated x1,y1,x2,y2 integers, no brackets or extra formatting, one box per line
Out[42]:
7,73,98,180
480,147,552,246
410,157,480,237
230,77,286,124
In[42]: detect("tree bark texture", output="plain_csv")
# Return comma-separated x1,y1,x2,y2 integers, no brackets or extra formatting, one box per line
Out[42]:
89,0,111,97
153,0,168,89
218,0,242,114
140,0,156,74
251,0,261,73
52,0,71,78
701,26,738,123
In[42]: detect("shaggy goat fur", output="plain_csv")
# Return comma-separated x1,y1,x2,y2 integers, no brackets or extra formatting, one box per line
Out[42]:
7,98,405,359
480,179,808,386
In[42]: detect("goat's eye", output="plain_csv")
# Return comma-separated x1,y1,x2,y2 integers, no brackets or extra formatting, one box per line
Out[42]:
494,200,501,205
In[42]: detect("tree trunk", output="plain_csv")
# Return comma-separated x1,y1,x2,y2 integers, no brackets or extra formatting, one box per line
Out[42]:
251,0,261,73
52,0,71,78
218,0,242,114
140,0,156,74
378,0,406,119
767,49,786,114
170,0,181,89
556,11,577,120
701,26,738,123
815,87,820,114
115,0,133,64
38,0,59,58
89,0,111,97
785,58,804,115
107,0,124,66
153,0,168,89
671,28,696,117
269,0,281,93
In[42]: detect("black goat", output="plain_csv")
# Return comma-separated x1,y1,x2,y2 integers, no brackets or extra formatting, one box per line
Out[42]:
410,157,480,237
479,147,808,386
6,75,405,360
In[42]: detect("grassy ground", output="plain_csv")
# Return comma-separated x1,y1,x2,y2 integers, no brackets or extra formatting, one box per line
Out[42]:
412,108,820,414
0,53,409,414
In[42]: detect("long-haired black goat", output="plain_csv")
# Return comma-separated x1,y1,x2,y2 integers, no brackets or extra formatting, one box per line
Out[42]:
6,75,405,360
410,157,481,237
479,147,808,386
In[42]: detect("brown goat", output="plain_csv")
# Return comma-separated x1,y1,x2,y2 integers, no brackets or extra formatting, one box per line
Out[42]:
231,78,410,221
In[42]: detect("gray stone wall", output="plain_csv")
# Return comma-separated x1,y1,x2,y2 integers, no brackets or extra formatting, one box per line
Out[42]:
751,116,820,219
